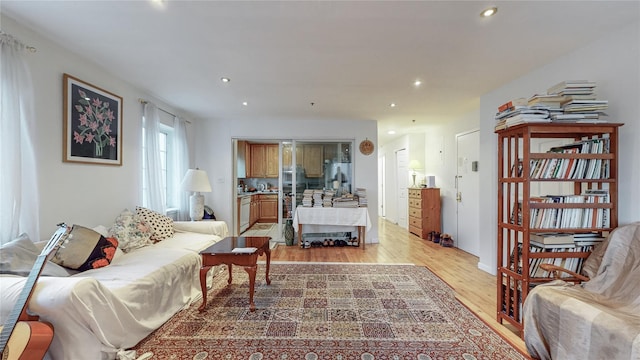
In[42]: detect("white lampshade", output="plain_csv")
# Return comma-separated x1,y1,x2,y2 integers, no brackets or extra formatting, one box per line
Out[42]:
180,169,211,221
180,169,212,193
408,160,421,171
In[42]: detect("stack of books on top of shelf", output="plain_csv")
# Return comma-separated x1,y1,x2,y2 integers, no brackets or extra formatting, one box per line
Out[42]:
547,80,608,123
494,97,551,130
356,188,368,207
322,190,335,207
494,80,609,130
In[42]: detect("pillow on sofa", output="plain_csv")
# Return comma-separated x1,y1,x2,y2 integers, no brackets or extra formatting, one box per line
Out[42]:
109,209,154,252
0,233,72,277
135,206,174,241
51,225,118,271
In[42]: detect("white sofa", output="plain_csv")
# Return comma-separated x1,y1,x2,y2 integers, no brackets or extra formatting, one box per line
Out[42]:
0,220,228,360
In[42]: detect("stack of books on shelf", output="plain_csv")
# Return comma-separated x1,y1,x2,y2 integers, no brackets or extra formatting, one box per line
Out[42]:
302,189,314,207
529,138,610,180
356,188,368,207
517,232,605,279
494,80,609,130
528,190,611,229
322,190,335,207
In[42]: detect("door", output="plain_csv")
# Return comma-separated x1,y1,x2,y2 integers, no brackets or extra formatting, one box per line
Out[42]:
378,155,386,218
396,149,408,228
456,130,480,256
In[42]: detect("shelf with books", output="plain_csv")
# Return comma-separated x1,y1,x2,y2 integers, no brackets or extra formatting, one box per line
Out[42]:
495,122,622,333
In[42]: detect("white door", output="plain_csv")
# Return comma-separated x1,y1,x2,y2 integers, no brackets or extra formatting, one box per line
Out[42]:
396,149,408,228
378,155,386,218
456,130,480,256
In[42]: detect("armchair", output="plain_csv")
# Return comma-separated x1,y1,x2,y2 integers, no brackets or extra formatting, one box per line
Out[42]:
523,222,640,360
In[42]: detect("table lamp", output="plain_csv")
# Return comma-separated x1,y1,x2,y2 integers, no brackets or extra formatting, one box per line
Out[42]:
180,168,212,221
409,160,421,188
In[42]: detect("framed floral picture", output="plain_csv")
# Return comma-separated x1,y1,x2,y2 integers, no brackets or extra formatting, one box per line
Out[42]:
63,73,123,165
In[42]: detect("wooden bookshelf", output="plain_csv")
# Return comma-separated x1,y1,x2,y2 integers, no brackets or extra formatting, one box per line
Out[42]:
495,122,622,333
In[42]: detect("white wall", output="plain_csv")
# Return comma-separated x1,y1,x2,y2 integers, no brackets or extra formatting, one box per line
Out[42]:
478,21,640,274
3,15,196,238
194,118,380,244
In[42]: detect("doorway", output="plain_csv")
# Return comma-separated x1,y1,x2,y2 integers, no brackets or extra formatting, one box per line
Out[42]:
233,139,355,241
455,130,480,256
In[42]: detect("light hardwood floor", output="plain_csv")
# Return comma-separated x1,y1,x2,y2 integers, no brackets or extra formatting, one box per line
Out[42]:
271,217,529,357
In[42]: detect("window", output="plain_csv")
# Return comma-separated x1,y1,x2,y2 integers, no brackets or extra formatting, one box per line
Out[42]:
142,124,176,209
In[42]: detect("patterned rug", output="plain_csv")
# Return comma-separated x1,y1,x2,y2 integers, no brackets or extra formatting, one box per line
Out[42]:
133,263,525,359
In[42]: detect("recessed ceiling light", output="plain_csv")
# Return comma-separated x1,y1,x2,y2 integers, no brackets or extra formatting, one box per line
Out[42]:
242,101,248,106
414,80,422,87
221,77,231,83
480,7,498,17
388,130,396,135
390,103,397,108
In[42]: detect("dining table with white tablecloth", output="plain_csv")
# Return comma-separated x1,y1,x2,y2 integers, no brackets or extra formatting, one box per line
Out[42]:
292,206,371,249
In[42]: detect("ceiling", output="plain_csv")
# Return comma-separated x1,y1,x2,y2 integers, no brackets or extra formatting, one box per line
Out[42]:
2,1,639,145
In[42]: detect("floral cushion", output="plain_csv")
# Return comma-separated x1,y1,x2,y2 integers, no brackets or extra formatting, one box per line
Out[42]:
51,225,118,271
109,209,154,252
135,206,174,241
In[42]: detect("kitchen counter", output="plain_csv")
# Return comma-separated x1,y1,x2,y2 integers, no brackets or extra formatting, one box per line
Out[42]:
238,191,279,198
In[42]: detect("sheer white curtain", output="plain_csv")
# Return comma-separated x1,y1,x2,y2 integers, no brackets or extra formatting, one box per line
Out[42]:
142,103,166,213
0,32,40,244
173,116,190,220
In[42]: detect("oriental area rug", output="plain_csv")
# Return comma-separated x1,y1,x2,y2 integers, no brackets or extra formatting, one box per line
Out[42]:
133,263,525,360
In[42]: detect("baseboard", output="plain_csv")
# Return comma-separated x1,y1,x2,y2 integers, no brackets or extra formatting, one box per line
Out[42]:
477,262,496,275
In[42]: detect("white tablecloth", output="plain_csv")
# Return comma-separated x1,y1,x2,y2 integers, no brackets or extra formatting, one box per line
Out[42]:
292,206,371,233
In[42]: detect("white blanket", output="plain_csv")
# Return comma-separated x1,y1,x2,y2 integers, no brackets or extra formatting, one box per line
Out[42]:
0,229,226,360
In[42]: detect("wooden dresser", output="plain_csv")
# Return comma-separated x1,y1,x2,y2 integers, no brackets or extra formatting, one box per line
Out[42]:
408,188,441,239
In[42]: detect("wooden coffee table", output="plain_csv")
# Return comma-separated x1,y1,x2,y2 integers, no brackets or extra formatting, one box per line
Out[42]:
198,236,271,312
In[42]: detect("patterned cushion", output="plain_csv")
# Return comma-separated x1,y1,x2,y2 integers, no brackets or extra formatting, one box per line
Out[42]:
109,209,154,252
51,225,118,271
135,206,174,241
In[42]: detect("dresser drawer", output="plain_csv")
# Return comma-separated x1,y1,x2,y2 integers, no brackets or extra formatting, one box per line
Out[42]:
409,216,422,228
409,207,422,218
408,198,422,208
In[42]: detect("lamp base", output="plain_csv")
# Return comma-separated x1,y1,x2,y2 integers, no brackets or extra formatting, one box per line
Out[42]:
189,193,204,221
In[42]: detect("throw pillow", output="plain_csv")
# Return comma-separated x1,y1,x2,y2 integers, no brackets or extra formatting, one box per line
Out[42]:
50,225,118,271
0,233,72,277
108,209,154,252
135,206,174,241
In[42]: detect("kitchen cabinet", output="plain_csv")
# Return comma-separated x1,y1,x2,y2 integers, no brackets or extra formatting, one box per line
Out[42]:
258,194,278,222
282,146,303,168
303,144,324,178
250,195,260,227
249,144,278,178
265,145,279,178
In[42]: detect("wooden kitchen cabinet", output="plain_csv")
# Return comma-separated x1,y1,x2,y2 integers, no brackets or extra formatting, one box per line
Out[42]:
283,145,303,168
265,145,279,178
303,144,324,177
258,194,278,222
249,144,278,178
250,195,260,227
408,188,441,239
